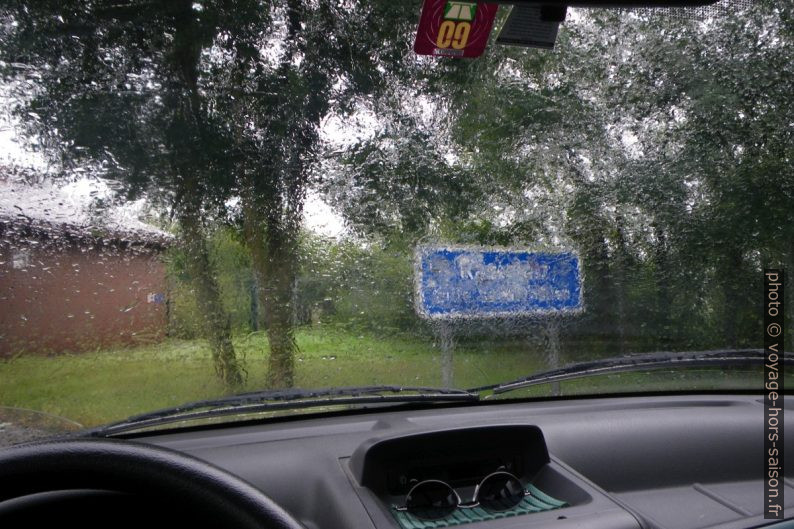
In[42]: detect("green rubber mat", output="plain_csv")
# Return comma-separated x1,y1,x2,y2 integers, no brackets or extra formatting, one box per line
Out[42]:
391,483,568,529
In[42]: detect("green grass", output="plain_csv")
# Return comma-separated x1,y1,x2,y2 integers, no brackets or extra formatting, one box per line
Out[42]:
0,327,547,427
0,327,785,428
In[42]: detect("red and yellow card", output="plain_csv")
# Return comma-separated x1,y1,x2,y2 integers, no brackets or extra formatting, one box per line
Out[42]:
414,0,499,58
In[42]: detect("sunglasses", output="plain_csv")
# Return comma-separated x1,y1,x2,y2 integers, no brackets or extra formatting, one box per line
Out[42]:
395,470,530,520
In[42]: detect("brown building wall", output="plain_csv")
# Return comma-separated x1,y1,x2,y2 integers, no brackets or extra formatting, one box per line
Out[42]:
0,243,167,356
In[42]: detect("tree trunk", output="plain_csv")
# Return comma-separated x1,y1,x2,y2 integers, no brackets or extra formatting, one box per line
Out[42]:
232,0,316,388
244,201,299,388
258,238,298,389
180,204,243,388
166,1,243,388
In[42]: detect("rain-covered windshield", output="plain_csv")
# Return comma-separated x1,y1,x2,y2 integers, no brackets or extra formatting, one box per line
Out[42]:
0,0,791,439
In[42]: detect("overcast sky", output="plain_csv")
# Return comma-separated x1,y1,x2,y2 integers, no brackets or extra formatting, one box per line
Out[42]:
0,94,349,238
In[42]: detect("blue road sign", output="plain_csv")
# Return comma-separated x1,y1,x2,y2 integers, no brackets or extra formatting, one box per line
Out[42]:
415,246,583,319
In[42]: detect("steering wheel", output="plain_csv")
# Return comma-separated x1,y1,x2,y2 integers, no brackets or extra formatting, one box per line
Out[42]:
0,438,305,529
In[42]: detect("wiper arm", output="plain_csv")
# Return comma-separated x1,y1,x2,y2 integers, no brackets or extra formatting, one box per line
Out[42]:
472,349,792,396
88,386,478,436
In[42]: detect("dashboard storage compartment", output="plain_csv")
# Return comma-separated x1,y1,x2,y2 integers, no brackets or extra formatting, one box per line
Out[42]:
390,481,568,529
345,425,640,529
351,425,551,496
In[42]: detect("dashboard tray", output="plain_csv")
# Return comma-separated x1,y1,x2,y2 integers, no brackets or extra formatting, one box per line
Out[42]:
390,483,567,529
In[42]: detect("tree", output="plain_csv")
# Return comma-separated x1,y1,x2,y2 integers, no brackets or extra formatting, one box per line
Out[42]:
194,0,423,386
326,8,633,352
0,0,246,386
1,0,427,387
599,1,794,349
325,2,794,354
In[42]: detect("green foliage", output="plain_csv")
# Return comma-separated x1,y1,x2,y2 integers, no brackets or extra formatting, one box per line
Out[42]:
296,235,424,335
165,230,424,338
1,1,791,367
166,229,254,338
0,0,436,387
325,3,792,354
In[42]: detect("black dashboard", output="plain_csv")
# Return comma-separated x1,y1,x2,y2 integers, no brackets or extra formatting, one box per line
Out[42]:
135,393,792,529
1,393,792,529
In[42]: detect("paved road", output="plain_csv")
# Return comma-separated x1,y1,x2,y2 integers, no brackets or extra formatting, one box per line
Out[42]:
0,420,59,446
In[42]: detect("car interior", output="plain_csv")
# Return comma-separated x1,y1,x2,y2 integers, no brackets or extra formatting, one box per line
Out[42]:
0,0,790,528
1,392,791,529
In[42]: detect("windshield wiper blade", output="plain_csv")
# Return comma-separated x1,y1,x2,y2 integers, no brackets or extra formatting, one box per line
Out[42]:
88,386,478,436
472,349,792,396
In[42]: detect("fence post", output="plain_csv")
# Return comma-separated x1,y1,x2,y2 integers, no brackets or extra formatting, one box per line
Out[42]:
546,319,561,396
438,322,455,388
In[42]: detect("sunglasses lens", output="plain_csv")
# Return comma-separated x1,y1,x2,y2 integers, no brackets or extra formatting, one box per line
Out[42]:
477,473,525,512
405,481,458,520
